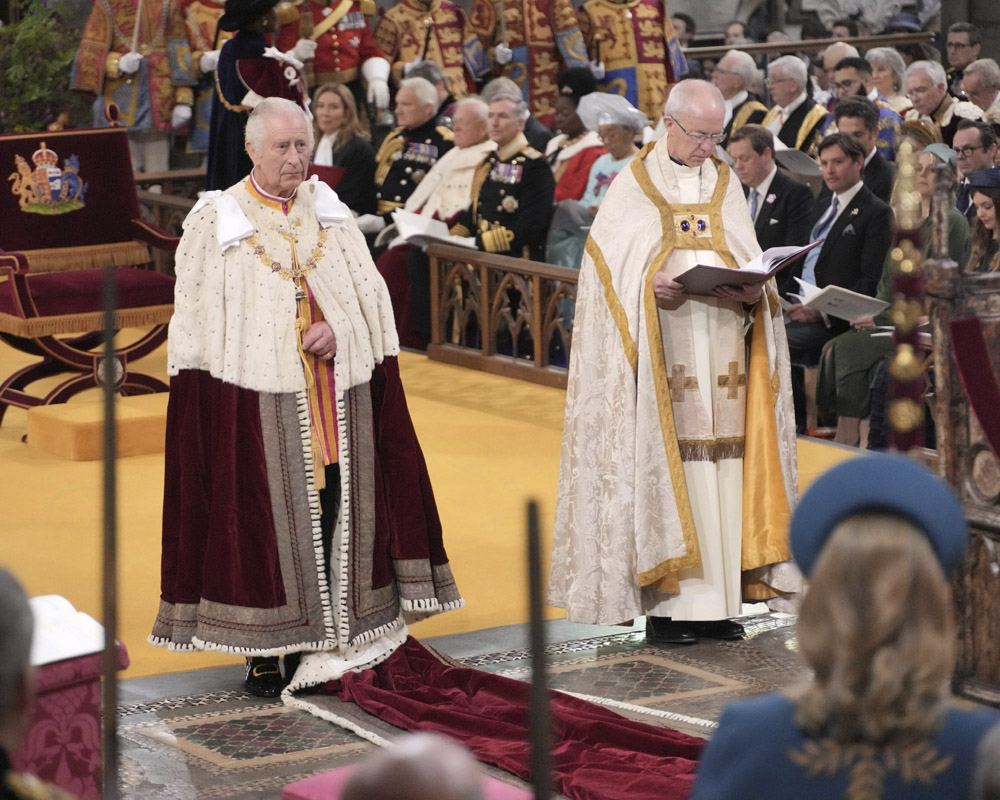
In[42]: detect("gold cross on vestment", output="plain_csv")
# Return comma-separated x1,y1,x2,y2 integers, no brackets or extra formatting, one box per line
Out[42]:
717,361,746,400
668,365,698,403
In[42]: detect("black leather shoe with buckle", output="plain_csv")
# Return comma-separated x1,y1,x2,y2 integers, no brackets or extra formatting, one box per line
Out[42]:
244,656,283,698
645,616,698,645
689,619,745,640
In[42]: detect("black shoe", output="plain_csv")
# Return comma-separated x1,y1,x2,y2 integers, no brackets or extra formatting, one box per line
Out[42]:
689,619,745,640
645,616,698,645
282,652,301,685
244,657,282,698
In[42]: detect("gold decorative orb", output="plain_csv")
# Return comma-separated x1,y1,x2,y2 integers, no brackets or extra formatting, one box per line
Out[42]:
888,398,924,432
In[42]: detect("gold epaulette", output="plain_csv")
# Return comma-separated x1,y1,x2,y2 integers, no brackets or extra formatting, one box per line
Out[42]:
374,127,405,177
436,126,455,141
275,1,301,26
359,0,375,14
520,145,543,159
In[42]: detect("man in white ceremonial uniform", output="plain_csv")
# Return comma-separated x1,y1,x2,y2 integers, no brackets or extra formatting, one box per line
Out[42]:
548,80,800,644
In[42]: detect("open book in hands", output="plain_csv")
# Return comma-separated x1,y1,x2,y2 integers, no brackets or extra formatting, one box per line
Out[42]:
388,209,477,251
785,277,889,323
674,240,824,297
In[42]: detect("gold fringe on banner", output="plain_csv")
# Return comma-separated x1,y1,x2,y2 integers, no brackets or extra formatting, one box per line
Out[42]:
21,241,152,274
0,305,173,338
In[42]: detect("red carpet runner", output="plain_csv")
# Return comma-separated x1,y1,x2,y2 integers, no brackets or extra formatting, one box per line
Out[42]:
320,637,702,800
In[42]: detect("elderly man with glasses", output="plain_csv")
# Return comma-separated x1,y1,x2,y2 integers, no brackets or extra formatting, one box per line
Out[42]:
761,55,828,155
550,79,800,646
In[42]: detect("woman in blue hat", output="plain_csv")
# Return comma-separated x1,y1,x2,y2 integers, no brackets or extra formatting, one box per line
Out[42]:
691,454,1000,799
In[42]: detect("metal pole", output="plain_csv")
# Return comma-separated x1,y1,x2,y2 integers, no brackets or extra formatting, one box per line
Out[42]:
100,263,119,800
526,500,551,800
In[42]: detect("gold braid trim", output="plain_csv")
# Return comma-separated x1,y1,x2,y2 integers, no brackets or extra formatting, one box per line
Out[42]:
796,103,828,152
585,235,637,374
629,143,702,587
731,100,767,133
469,155,494,221
214,69,252,113
374,129,404,186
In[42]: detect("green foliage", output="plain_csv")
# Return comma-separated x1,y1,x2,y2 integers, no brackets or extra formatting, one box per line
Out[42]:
0,4,92,133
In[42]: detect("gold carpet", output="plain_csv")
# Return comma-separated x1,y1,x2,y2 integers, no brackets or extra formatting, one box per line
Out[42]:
0,332,856,678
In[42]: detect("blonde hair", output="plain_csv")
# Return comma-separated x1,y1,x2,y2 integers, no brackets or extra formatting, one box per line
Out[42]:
312,83,362,153
792,513,955,746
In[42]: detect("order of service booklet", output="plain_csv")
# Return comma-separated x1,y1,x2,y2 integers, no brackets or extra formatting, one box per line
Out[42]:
675,240,824,296
787,277,890,322
388,209,477,251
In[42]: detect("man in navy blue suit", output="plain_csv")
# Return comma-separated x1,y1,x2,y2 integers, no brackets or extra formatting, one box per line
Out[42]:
784,132,892,431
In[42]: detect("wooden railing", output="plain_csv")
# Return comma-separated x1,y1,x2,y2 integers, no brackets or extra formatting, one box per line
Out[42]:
427,244,579,389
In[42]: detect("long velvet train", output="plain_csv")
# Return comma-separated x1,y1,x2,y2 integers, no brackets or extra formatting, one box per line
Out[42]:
315,637,702,800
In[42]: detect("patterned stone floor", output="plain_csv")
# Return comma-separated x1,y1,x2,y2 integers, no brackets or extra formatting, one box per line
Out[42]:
116,613,807,799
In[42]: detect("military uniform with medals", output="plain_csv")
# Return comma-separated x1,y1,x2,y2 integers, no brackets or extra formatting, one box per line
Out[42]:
374,119,455,215
450,133,555,259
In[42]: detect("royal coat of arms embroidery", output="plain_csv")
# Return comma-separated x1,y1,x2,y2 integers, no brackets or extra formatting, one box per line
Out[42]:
8,142,87,215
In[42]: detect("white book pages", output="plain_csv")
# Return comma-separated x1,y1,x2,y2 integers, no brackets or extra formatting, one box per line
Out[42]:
390,209,476,250
29,595,105,666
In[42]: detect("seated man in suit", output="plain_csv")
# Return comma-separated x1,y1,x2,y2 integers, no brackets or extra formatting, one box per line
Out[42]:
830,97,895,204
713,49,766,147
784,132,892,432
828,57,903,162
728,124,813,298
761,55,828,155
954,119,998,222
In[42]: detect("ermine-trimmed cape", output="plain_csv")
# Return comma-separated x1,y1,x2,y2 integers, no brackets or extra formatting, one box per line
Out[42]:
150,178,463,679
548,139,798,625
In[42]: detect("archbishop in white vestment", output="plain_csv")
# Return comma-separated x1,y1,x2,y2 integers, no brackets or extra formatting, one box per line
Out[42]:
548,80,800,631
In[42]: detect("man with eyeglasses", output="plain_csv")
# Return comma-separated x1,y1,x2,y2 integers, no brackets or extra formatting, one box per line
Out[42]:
953,119,998,221
946,22,983,97
825,57,903,162
713,49,766,148
761,55,828,155
904,59,983,147
550,79,800,647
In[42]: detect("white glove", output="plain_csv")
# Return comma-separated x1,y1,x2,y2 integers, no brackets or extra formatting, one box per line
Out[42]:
118,51,143,75
199,49,221,73
589,60,605,80
288,38,317,62
171,104,192,129
367,79,389,109
403,57,423,76
494,43,513,65
356,214,387,234
362,57,392,109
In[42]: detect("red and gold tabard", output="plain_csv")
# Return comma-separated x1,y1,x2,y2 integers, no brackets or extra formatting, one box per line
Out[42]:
71,0,196,130
277,0,385,87
181,0,233,151
374,0,490,99
468,0,588,126
577,0,684,121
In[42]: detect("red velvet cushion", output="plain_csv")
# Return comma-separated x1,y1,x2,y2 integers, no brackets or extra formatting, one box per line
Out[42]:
0,269,174,319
